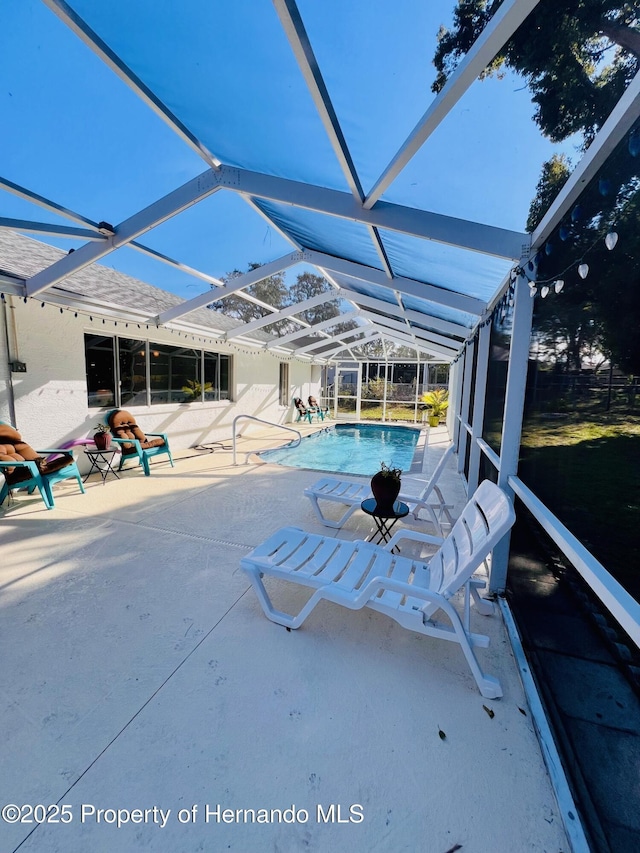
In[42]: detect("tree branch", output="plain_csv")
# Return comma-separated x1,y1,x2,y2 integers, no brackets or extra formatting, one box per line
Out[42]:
599,21,640,59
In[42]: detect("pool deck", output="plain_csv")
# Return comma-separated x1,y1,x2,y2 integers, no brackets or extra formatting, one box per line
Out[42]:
1,424,570,852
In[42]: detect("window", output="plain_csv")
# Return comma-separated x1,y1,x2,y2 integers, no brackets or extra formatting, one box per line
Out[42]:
204,352,231,401
85,335,116,408
119,338,147,406
150,344,199,403
84,334,232,407
279,362,289,406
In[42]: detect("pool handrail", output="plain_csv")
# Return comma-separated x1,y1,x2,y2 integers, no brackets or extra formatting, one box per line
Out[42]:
232,415,302,466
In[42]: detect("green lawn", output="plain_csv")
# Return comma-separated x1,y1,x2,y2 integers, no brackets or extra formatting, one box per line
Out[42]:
519,411,640,600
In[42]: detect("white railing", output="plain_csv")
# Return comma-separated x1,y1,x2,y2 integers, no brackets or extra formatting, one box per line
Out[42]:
472,435,640,649
508,475,640,648
232,415,302,466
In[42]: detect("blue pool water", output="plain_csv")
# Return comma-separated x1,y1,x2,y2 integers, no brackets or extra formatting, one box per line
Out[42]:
258,423,420,476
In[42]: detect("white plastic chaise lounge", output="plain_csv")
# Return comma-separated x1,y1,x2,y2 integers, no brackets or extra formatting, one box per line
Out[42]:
304,443,456,534
241,479,516,698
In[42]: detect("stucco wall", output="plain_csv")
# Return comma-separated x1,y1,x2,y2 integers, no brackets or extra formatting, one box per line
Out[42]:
0,297,320,455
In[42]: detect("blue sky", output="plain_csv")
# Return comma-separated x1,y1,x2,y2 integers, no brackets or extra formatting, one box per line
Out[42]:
0,0,577,298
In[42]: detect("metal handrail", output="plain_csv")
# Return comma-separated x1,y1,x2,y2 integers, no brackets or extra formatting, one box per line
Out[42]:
232,415,302,465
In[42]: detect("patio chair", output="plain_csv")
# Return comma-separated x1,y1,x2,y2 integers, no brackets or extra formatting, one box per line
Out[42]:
242,479,515,698
293,397,313,424
304,444,456,534
0,422,85,510
107,410,174,476
307,396,329,420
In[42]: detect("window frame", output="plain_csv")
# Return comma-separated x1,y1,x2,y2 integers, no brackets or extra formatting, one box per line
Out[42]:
84,333,233,409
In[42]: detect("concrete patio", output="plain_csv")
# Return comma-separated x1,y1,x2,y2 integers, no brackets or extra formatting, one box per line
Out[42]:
1,425,569,853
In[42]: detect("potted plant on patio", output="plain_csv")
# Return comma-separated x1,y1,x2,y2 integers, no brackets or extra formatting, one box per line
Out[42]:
93,422,112,451
370,461,402,512
422,389,449,428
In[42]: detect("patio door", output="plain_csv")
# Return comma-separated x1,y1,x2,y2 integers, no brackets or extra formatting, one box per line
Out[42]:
335,365,361,420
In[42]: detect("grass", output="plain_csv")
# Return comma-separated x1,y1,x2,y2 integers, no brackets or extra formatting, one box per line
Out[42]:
519,409,640,600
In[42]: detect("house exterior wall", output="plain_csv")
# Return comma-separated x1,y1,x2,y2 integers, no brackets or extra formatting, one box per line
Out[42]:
0,300,12,424
0,297,320,456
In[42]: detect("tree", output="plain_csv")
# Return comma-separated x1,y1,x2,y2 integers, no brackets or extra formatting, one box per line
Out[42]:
433,1,640,145
526,128,640,374
526,154,572,233
211,263,290,325
289,271,340,325
288,270,360,338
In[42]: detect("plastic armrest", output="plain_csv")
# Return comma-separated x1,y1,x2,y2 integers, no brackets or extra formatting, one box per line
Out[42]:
383,528,444,552
0,459,40,474
111,437,143,450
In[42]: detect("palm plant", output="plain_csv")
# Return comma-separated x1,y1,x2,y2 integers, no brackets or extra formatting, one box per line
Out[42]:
421,389,449,424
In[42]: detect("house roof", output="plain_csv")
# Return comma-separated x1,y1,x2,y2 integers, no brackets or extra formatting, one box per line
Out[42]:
1,1,638,362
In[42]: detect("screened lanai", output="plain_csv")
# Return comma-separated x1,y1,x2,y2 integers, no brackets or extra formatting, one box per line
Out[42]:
1,2,640,851
2,0,638,585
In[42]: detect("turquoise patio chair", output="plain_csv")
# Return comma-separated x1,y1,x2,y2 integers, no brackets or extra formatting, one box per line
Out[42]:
107,409,173,476
293,398,313,424
0,422,85,510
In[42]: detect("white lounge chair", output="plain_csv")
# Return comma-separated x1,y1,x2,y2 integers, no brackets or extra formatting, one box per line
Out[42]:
241,480,516,698
304,444,456,534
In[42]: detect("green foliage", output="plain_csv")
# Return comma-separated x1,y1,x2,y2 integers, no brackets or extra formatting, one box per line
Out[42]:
421,389,449,416
378,461,402,482
530,120,640,374
526,154,572,232
210,263,290,329
362,377,387,399
433,1,640,145
181,379,213,398
210,267,358,340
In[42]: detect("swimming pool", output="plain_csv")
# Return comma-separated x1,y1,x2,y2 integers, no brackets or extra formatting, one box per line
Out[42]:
258,423,421,476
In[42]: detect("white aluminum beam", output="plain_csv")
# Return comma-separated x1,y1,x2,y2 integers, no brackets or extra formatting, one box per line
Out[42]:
0,218,103,241
273,0,364,201
316,328,380,360
0,176,101,231
265,310,359,348
358,309,460,352
294,326,372,354
224,292,333,339
306,250,486,315
335,287,470,338
155,251,305,324
26,170,224,297
368,225,395,278
467,321,491,493
364,0,543,208
531,68,640,249
368,317,460,356
491,272,535,592
367,328,455,360
129,241,224,287
230,166,526,259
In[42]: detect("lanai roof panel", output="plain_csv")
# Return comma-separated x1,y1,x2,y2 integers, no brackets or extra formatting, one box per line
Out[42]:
61,0,350,190
253,200,385,270
379,228,514,301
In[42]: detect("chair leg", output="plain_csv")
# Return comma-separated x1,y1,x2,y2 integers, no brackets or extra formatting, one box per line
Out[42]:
306,495,360,529
435,597,502,699
39,481,55,509
141,454,151,476
242,567,329,630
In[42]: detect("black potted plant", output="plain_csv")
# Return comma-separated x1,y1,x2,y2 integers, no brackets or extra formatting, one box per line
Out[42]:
370,461,402,512
93,422,112,451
